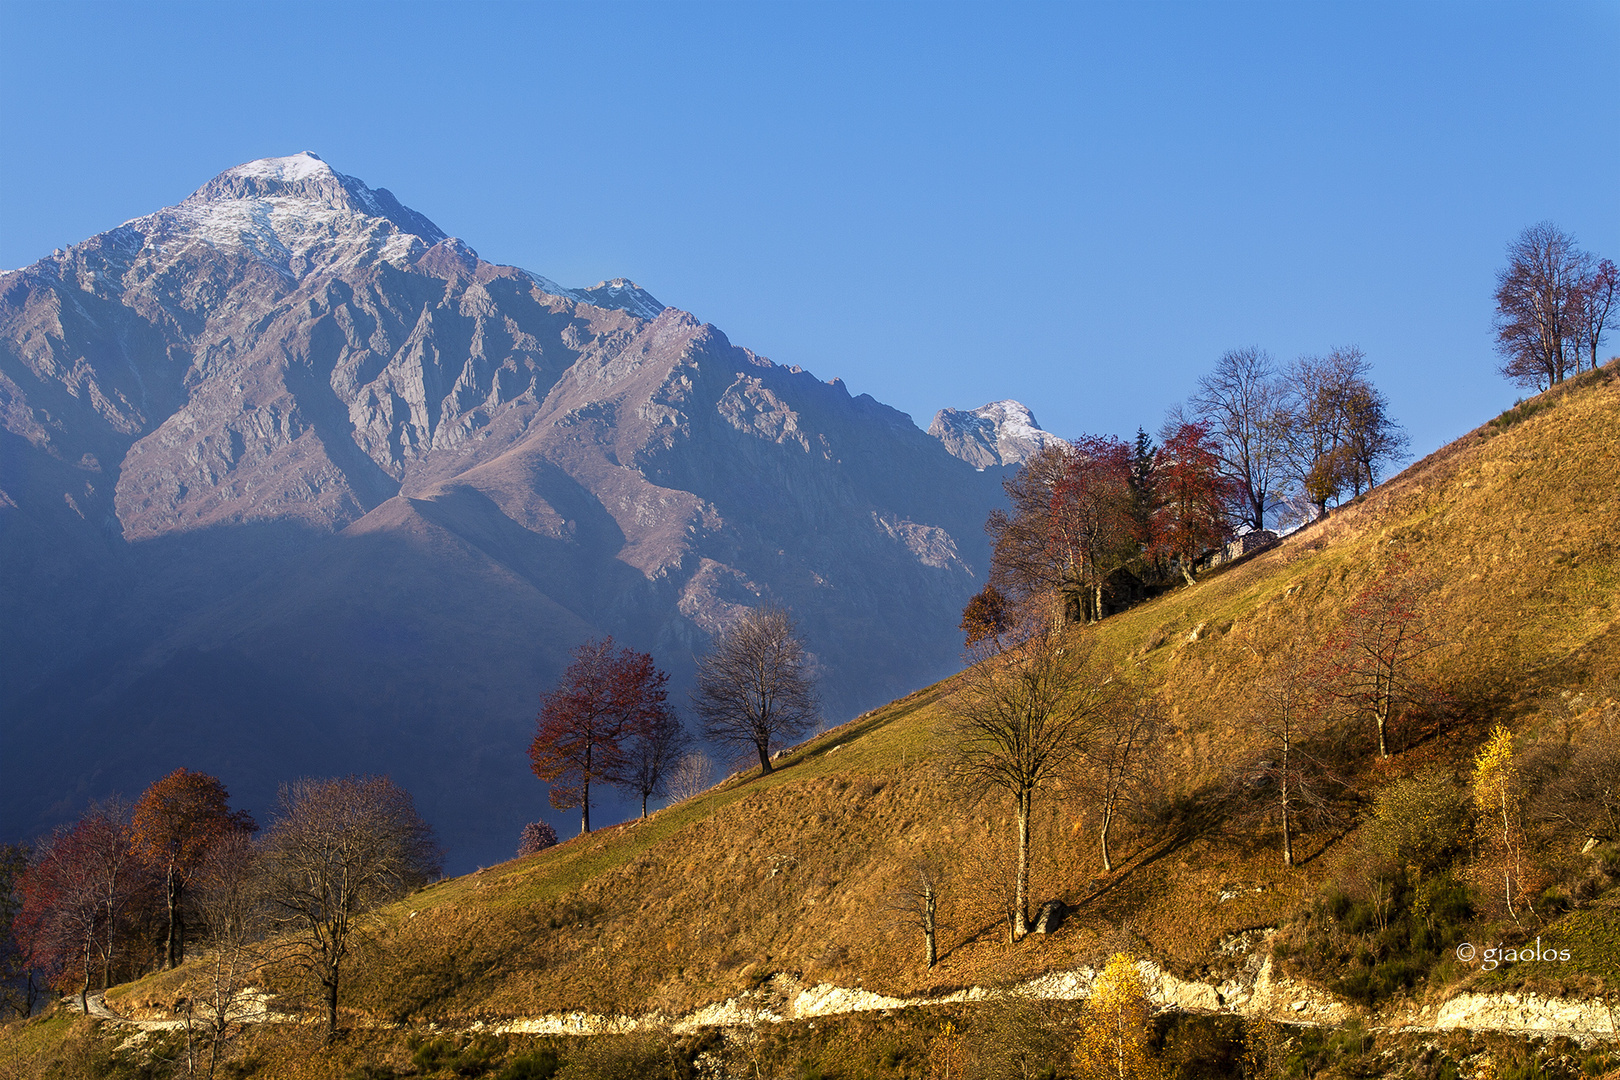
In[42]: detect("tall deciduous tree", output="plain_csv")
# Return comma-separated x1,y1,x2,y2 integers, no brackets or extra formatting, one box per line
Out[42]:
1282,347,1368,516
691,606,819,775
1150,419,1235,584
1051,435,1140,623
15,801,150,1009
1494,222,1586,389
260,775,439,1043
187,829,267,1080
529,638,673,834
947,624,1115,939
131,768,255,970
1189,346,1291,532
0,843,38,1019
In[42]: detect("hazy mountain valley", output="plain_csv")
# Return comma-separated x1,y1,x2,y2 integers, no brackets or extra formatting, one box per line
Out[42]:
0,153,1052,871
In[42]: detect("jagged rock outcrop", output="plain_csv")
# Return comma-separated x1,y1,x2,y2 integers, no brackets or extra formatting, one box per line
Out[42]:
0,153,1009,871
928,399,1064,468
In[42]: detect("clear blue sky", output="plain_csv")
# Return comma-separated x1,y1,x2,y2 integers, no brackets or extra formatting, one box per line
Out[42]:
2,1,1616,461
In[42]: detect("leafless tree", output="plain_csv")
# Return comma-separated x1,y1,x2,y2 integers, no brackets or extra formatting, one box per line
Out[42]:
1189,346,1291,531
259,776,440,1043
666,751,717,802
1339,380,1408,496
185,830,267,1079
1571,256,1618,373
691,606,819,775
1240,641,1335,869
620,708,690,818
1495,222,1587,389
947,624,1116,939
885,854,947,969
1317,562,1439,759
1079,694,1161,873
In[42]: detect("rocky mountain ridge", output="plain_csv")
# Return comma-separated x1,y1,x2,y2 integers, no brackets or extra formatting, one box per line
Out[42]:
0,152,1021,870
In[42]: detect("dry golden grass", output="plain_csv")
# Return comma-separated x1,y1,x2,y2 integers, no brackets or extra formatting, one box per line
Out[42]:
47,362,1620,1043
331,362,1620,1024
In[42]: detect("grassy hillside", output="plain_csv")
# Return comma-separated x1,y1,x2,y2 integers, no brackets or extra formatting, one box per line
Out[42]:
9,362,1619,1078
313,360,1620,1026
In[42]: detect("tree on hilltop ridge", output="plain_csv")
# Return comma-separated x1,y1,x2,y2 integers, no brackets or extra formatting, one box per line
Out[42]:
1494,222,1590,389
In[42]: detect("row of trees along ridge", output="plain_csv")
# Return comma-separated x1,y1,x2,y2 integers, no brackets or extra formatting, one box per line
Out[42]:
967,344,1407,632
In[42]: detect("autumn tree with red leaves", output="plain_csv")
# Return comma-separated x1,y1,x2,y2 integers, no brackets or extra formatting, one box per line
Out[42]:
15,801,151,1009
1150,420,1236,584
530,638,675,834
1050,435,1140,623
1318,562,1440,759
131,768,255,970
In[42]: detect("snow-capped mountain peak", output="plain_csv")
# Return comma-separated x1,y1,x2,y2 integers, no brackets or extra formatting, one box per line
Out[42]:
928,399,1066,468
220,150,335,183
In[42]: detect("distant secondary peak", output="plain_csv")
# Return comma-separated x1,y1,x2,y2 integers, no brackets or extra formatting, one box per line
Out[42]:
928,399,1065,468
570,278,666,321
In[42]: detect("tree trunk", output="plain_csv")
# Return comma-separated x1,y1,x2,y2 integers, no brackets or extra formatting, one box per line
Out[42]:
580,780,591,835
1281,730,1294,869
757,740,773,775
1180,560,1196,587
641,792,648,819
1099,800,1114,873
923,884,937,969
1013,790,1031,940
164,867,181,969
323,975,339,1044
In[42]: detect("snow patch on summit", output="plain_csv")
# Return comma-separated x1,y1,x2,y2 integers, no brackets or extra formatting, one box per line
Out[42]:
222,151,333,183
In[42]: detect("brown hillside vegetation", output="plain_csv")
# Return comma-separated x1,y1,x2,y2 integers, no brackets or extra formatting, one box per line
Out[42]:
8,363,1619,1078
303,360,1620,1026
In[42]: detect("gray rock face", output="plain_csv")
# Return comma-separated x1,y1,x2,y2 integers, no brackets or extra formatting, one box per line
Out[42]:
0,153,1008,871
928,400,1065,468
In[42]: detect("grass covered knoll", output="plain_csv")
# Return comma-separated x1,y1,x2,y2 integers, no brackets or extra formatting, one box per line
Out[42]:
325,360,1620,1028
7,363,1619,1077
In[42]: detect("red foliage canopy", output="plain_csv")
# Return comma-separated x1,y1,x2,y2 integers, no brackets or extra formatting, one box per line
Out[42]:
1150,420,1238,584
131,768,254,968
1050,435,1139,622
529,638,673,834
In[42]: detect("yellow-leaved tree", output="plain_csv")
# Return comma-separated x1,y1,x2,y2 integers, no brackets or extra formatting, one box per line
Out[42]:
1470,725,1535,923
1077,952,1160,1080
